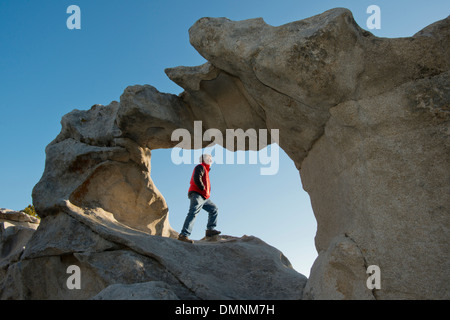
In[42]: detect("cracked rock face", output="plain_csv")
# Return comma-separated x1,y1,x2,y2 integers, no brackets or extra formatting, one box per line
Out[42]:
170,8,450,299
1,203,306,299
1,8,449,299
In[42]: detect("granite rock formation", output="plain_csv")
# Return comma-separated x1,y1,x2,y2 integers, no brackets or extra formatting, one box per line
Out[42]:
1,8,449,299
0,203,306,299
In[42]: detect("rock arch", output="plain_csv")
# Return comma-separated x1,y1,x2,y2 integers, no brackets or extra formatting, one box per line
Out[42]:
24,8,450,299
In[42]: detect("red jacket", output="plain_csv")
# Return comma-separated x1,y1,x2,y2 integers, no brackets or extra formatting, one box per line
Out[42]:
188,163,211,199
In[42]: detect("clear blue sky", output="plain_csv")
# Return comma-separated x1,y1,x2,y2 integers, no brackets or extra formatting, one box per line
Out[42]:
1,0,448,276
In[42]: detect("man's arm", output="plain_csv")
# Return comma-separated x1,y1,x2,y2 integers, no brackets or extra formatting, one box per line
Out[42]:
193,164,205,190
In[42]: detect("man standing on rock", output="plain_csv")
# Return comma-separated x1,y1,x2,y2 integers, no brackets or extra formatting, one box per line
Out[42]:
178,154,221,243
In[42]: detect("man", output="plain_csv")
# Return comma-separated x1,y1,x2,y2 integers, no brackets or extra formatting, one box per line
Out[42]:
178,154,221,243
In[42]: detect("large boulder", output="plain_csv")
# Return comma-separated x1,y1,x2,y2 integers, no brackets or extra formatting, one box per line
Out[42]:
1,202,307,299
0,209,39,283
0,210,39,262
31,100,178,237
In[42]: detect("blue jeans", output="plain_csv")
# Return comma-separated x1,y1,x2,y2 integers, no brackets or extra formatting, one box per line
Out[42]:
181,192,218,237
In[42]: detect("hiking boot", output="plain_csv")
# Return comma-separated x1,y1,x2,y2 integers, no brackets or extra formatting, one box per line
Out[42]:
178,234,194,243
205,229,221,237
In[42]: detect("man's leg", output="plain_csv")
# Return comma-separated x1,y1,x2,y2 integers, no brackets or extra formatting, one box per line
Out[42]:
203,198,219,232
180,193,205,237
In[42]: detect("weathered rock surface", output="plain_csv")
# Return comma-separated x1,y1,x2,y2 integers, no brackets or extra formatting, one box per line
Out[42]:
168,9,450,299
1,8,449,299
91,281,180,300
0,209,39,276
31,100,177,237
0,208,39,225
1,202,307,299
